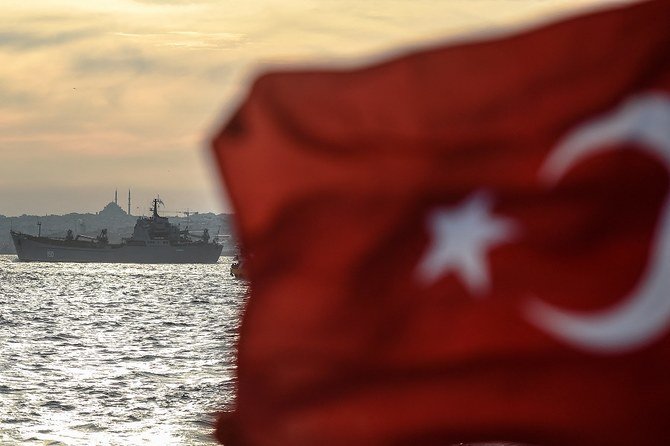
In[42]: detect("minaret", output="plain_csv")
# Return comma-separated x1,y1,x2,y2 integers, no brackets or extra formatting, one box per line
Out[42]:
115,189,118,205
128,189,131,216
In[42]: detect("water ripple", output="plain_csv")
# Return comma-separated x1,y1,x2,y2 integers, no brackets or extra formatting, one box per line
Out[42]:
0,255,246,445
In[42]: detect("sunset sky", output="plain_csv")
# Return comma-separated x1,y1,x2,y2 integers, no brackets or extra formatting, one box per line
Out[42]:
0,0,633,217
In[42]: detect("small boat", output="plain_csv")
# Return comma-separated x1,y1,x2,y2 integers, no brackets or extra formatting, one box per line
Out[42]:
230,254,246,279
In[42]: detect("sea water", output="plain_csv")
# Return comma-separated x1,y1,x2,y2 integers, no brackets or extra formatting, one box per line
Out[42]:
0,255,246,445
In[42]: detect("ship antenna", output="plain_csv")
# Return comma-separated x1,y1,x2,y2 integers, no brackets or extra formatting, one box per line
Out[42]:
152,196,164,218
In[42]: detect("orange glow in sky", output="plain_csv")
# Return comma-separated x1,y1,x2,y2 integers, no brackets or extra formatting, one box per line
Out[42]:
0,0,633,216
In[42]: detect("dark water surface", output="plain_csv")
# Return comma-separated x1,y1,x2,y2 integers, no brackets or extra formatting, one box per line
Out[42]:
0,255,245,445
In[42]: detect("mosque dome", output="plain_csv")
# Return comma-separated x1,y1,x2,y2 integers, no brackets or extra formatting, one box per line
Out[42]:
100,201,126,216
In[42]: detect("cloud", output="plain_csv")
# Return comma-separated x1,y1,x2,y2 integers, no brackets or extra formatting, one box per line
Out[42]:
0,0,622,217
0,28,98,50
71,47,173,76
0,84,37,108
130,0,218,4
115,31,246,50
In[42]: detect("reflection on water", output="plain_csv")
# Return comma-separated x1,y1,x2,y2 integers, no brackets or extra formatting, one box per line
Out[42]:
0,255,246,445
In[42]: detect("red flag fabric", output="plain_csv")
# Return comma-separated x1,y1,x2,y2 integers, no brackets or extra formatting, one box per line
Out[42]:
212,1,670,445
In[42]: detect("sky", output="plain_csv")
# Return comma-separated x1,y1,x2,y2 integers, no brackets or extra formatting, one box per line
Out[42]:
0,0,634,217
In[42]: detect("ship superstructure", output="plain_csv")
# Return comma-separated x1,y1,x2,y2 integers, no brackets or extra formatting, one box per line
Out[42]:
11,198,222,263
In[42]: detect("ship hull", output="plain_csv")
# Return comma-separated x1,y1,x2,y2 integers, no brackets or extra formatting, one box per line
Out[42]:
11,232,222,264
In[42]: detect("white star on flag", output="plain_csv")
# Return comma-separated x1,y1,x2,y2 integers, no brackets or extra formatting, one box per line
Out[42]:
415,191,518,296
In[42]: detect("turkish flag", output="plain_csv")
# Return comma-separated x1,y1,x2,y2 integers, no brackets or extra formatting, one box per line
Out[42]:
211,1,670,445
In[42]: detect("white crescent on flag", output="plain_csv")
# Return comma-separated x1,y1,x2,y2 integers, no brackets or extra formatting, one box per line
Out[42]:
524,92,670,354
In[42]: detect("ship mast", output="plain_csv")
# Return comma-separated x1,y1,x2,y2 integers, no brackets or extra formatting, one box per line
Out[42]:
152,197,164,218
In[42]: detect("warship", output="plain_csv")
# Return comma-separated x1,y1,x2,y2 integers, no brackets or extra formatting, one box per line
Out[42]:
10,198,223,263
